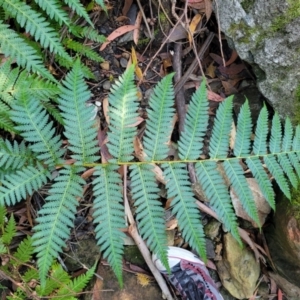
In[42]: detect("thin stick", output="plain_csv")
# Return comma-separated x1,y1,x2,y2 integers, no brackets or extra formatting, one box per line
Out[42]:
123,166,173,300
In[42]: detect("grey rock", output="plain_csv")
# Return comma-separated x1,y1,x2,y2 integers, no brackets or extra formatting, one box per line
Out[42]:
102,80,111,90
120,57,128,68
214,0,300,118
216,233,260,299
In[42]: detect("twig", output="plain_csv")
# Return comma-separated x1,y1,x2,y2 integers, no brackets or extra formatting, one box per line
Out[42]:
123,165,173,300
214,0,226,66
174,32,214,95
136,0,153,41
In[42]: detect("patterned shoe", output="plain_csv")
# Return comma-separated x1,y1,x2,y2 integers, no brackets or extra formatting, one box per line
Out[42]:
153,247,223,300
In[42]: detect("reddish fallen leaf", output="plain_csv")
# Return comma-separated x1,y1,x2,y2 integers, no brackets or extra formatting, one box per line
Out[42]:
225,50,238,67
207,90,225,102
209,53,223,65
92,264,104,300
278,288,283,300
122,0,133,16
126,116,144,127
97,128,112,163
100,25,137,51
206,259,217,270
218,63,245,76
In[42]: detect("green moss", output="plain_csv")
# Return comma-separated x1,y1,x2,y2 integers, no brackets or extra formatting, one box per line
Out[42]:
289,187,300,221
240,0,255,14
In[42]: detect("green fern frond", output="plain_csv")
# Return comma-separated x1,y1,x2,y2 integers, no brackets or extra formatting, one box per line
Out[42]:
64,39,104,62
10,96,65,166
12,236,34,264
58,60,99,164
144,73,175,161
57,263,96,297
38,263,71,296
253,104,268,155
2,0,72,63
23,269,39,282
40,101,64,124
0,139,35,170
0,110,14,132
0,205,6,227
163,163,206,258
92,165,125,287
234,100,252,156
209,96,233,159
81,27,106,43
196,161,241,244
224,159,260,226
107,65,139,162
246,157,275,209
178,80,209,160
2,214,16,244
62,0,93,26
32,166,85,285
34,0,70,26
0,22,55,81
130,164,169,271
0,164,50,206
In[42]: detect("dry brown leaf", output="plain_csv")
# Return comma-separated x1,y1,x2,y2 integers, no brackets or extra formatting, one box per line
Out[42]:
207,90,224,102
133,136,145,161
221,80,238,95
229,121,236,150
92,264,104,300
187,0,206,10
218,63,245,76
133,11,142,45
188,14,202,45
126,116,144,127
205,62,216,78
115,15,129,22
131,47,143,80
225,50,238,67
166,219,178,230
102,97,109,124
100,25,137,51
151,164,166,184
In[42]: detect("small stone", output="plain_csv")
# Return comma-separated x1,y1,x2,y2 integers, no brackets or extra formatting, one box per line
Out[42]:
204,219,221,240
102,80,111,90
100,61,110,70
120,57,128,68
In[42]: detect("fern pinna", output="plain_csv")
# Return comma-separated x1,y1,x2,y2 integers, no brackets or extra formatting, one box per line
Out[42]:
1,60,300,287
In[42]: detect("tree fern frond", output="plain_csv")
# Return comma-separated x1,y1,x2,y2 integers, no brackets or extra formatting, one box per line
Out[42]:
62,0,93,26
2,214,16,244
289,152,300,178
278,154,298,188
246,157,275,209
92,165,125,287
143,73,175,161
224,159,260,226
12,236,34,264
11,96,65,166
107,65,139,162
32,166,85,285
23,269,39,283
264,156,291,199
81,27,106,43
130,164,169,271
2,0,72,62
269,113,282,153
0,22,55,81
209,96,233,159
34,0,70,26
163,163,206,258
58,59,99,164
253,104,268,155
178,80,209,160
0,139,35,170
293,125,300,152
196,161,241,244
282,118,293,151
64,39,104,62
0,164,50,206
234,100,252,156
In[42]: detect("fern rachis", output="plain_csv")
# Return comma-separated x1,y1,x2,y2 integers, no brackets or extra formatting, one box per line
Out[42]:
1,62,300,288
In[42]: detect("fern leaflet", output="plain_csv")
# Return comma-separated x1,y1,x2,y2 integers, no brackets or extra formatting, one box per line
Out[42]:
92,165,125,287
12,236,34,265
253,105,268,155
163,163,206,258
62,0,93,26
58,59,99,164
130,164,169,271
143,73,175,161
178,80,209,160
196,161,241,244
2,214,16,244
107,65,139,162
32,166,85,285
